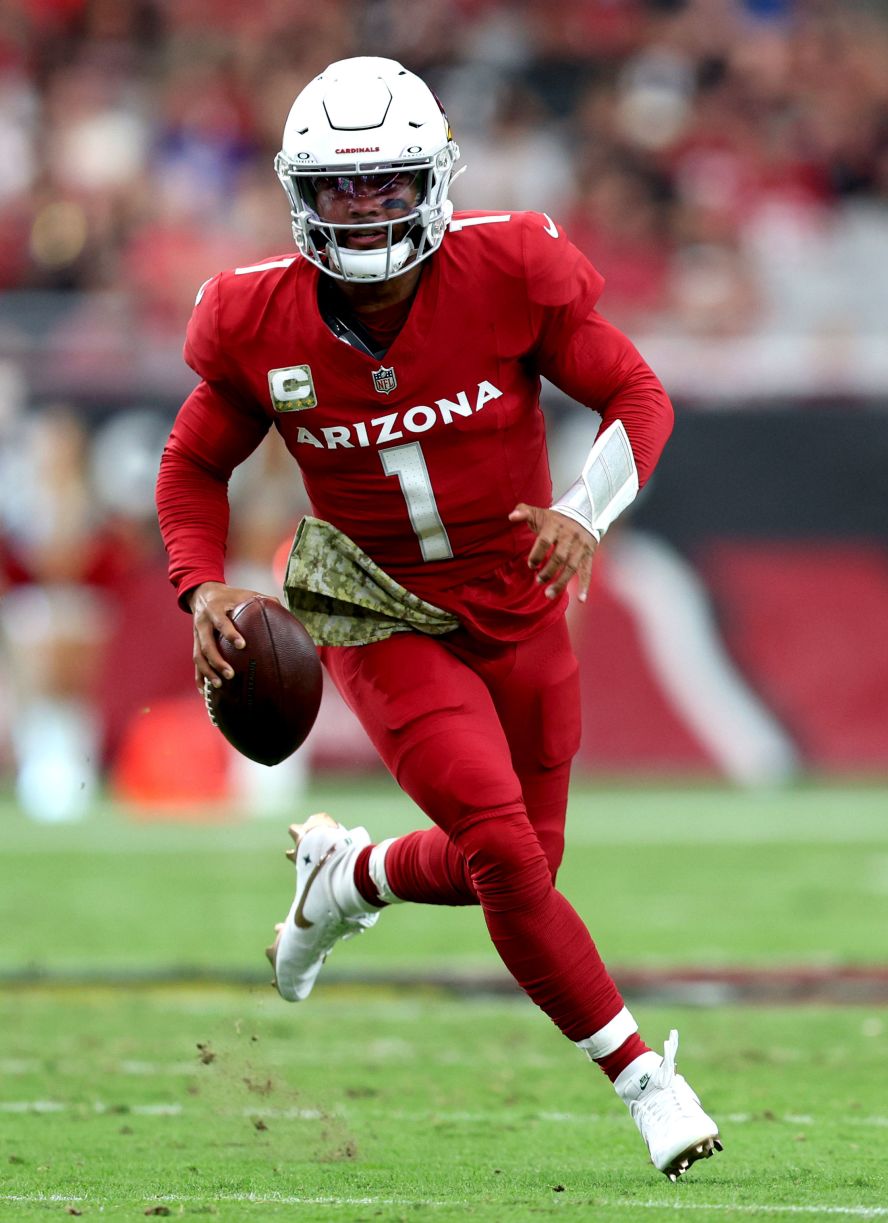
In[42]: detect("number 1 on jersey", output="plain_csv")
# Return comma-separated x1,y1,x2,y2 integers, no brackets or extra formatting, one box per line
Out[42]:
380,442,453,562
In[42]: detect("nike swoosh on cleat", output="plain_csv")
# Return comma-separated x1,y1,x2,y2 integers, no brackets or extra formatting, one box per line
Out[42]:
542,213,559,238
293,844,338,929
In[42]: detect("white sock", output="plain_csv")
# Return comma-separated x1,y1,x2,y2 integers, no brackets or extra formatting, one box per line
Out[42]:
575,1006,638,1061
325,829,379,918
368,838,405,904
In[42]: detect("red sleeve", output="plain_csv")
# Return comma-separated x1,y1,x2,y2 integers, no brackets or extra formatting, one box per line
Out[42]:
522,213,673,488
156,379,271,610
184,274,226,381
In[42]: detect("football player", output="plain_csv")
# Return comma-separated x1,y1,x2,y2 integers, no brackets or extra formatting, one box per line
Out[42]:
156,56,721,1181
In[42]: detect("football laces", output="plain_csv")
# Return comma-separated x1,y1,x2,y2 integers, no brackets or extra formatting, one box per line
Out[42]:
203,676,219,726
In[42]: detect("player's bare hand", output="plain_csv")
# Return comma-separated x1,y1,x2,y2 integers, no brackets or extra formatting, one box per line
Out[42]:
508,504,598,602
188,581,278,690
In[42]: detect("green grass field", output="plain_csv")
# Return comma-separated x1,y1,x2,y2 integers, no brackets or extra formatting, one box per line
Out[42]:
1,779,887,1220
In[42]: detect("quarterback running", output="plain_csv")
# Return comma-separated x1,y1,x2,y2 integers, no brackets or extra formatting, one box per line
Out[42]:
156,56,721,1181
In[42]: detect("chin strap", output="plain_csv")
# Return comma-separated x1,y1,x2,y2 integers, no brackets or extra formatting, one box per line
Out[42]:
326,236,415,281
551,420,639,543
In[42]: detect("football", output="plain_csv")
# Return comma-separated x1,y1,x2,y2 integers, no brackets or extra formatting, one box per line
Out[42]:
204,597,322,766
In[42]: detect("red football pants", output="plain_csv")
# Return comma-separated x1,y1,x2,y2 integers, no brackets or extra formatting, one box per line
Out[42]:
320,616,626,1043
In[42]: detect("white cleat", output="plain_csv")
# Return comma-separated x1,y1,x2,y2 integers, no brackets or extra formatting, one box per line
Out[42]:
265,813,379,1002
626,1030,722,1181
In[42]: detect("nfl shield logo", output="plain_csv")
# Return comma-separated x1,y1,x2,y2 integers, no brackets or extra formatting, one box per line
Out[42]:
372,365,398,395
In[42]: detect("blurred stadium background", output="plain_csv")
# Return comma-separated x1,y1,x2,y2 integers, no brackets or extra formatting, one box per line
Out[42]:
1,0,887,823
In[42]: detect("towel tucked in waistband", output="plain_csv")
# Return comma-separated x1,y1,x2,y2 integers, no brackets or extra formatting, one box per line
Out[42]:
283,516,459,647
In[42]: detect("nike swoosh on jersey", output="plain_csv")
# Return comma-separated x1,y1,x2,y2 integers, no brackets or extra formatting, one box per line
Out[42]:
542,213,559,238
293,844,338,929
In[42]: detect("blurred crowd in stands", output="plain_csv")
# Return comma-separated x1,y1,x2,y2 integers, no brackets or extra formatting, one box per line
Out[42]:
1,0,887,383
1,0,886,816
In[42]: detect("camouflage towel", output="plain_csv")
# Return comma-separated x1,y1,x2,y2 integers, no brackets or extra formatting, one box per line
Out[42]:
283,516,459,647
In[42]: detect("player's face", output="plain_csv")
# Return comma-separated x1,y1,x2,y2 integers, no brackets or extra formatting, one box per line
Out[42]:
310,172,421,249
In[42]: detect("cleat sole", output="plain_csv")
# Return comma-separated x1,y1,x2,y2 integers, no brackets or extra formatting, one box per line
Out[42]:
662,1135,722,1181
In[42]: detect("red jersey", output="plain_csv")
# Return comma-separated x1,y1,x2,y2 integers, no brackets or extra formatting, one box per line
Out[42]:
156,210,673,641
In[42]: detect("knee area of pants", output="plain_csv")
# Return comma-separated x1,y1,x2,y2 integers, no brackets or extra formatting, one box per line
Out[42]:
453,811,553,902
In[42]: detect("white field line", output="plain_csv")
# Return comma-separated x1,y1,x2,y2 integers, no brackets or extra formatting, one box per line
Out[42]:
3,1099,888,1130
0,1058,201,1076
0,1100,182,1116
617,1207,888,1218
1,1194,887,1216
117,1059,197,1075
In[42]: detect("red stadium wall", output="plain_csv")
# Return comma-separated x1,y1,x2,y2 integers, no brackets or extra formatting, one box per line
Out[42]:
569,540,888,776
699,541,888,769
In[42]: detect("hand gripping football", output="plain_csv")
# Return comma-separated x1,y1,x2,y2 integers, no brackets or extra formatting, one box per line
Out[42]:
203,597,322,766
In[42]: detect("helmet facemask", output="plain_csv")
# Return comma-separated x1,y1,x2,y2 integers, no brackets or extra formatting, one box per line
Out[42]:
275,147,458,283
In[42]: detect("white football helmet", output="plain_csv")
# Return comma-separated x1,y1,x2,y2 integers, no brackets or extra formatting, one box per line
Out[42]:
275,57,460,282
